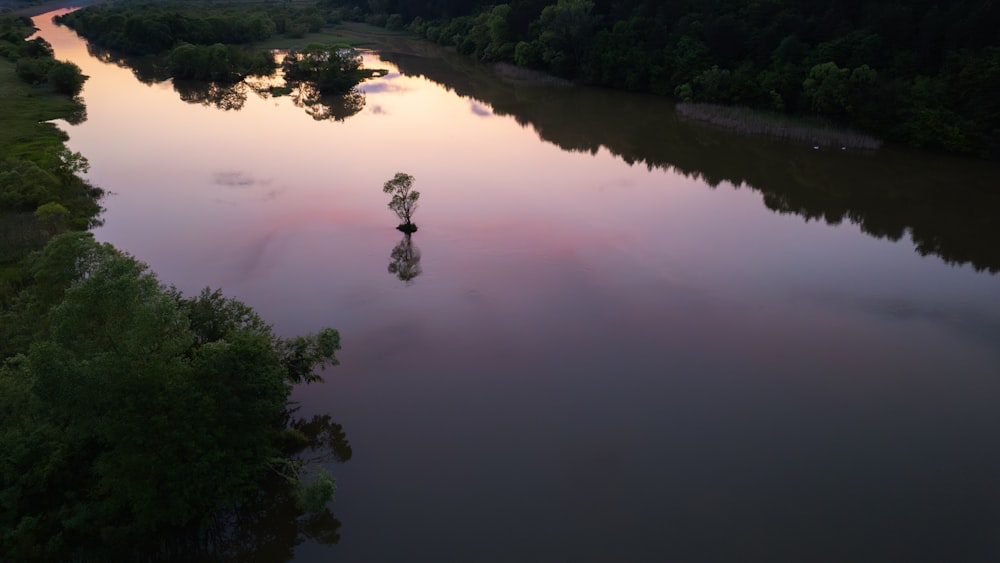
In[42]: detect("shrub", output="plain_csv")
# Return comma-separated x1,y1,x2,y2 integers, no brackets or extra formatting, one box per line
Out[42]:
47,60,87,96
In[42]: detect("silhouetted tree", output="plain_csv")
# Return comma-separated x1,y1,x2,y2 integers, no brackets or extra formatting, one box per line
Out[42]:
383,172,419,232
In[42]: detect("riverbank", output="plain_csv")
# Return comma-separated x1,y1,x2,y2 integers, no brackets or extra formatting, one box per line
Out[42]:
0,15,101,294
676,102,883,151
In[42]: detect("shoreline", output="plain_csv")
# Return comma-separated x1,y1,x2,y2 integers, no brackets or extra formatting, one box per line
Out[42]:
676,101,883,151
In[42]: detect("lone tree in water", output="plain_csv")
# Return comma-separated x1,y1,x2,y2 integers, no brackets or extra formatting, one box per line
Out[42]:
383,172,419,233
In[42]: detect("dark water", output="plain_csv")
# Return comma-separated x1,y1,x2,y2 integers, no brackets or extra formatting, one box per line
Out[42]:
36,12,1000,562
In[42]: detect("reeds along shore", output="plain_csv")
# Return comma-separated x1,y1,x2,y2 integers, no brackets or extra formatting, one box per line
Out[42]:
676,102,883,151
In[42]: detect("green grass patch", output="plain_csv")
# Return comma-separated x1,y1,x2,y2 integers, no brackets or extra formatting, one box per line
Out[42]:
0,58,82,161
252,27,368,50
254,22,411,51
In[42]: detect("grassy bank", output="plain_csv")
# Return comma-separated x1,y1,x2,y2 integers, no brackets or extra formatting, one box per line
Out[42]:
253,21,409,50
0,58,81,158
253,27,364,50
0,59,62,293
0,17,102,300
676,102,883,151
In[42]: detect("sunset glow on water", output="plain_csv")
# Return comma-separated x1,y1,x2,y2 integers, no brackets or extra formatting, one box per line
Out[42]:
36,10,1000,561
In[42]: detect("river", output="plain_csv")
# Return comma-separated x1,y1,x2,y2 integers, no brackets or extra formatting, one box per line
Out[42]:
34,10,1000,562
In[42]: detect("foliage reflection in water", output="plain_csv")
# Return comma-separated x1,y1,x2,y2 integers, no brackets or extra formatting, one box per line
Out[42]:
80,39,371,120
371,38,1000,273
288,82,366,122
189,413,351,563
387,232,422,284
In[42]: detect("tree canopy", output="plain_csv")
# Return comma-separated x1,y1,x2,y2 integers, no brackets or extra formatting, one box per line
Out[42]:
0,233,343,560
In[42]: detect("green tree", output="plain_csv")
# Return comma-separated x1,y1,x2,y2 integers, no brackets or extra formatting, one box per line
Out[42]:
535,0,598,77
0,160,60,210
14,56,53,84
382,172,419,232
803,61,850,116
34,202,70,235
0,234,342,560
692,65,733,102
46,60,87,96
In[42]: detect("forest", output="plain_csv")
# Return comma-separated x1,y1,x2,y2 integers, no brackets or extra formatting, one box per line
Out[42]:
1,14,348,560
58,0,998,157
359,0,1000,158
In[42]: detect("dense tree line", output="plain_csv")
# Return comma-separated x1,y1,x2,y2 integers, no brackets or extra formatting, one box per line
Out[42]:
55,0,362,55
51,0,1000,156
2,16,348,559
56,3,281,55
56,4,284,83
345,0,999,158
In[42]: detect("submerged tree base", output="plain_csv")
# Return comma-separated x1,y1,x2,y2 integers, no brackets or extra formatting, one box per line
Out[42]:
396,223,418,233
676,102,883,151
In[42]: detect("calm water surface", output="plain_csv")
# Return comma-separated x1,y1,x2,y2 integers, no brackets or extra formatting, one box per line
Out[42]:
37,11,1000,562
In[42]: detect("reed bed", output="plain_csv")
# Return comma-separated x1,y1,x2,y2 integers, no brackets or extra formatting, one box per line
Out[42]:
493,62,573,86
676,102,883,150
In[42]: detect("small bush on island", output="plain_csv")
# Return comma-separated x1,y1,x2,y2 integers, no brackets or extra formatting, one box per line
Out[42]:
281,43,382,95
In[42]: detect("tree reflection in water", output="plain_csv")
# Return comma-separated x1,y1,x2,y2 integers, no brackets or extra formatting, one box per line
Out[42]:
86,42,169,85
83,43,367,120
188,413,352,563
173,79,250,111
289,82,366,122
388,232,422,284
